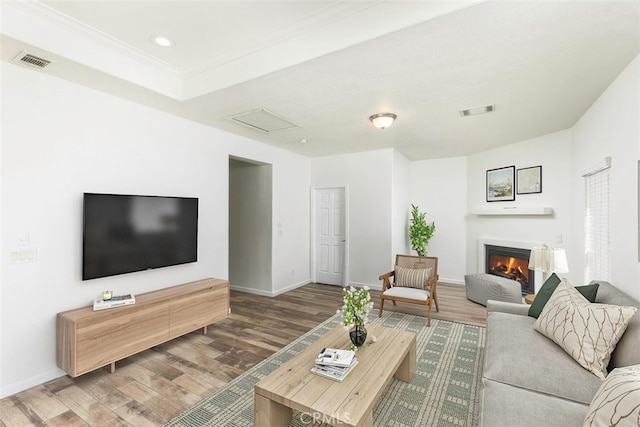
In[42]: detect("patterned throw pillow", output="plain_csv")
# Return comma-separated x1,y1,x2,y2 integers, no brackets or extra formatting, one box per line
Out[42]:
395,266,432,290
534,280,637,379
584,364,640,426
528,273,600,318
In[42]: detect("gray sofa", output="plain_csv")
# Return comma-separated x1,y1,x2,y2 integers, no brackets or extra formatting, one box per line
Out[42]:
479,281,640,426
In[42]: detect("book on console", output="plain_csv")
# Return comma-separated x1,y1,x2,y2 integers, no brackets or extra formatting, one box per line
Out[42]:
315,347,356,368
93,294,135,311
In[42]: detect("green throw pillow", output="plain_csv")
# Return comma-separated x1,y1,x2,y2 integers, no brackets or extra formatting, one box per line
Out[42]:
527,273,599,318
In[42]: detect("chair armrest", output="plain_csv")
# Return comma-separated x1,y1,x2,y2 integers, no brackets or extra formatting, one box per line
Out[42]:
487,300,529,316
379,271,394,280
379,270,395,291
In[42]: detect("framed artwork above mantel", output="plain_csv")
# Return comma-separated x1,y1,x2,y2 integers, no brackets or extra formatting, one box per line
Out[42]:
486,165,515,202
517,165,542,194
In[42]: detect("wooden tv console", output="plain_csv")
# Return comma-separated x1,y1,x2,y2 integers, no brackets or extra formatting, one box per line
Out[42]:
57,277,229,377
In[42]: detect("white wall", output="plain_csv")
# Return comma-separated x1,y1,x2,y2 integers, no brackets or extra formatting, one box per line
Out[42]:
311,149,393,288
466,130,574,282
229,163,272,294
0,62,311,397
391,150,411,263
571,54,640,300
410,156,468,284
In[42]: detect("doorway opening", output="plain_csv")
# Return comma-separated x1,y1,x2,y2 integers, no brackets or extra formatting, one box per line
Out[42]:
228,156,272,293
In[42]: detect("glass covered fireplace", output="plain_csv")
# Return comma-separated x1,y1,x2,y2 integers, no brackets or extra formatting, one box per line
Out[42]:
485,245,534,295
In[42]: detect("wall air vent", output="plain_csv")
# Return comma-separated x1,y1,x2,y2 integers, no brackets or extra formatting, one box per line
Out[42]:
226,108,300,133
12,51,53,70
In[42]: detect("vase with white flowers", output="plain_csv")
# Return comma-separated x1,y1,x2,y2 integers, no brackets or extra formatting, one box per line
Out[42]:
338,286,374,348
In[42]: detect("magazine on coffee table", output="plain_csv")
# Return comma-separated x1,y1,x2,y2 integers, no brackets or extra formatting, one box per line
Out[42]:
315,348,356,368
311,358,358,382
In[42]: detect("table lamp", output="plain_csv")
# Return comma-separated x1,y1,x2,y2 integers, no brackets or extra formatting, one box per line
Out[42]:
528,246,569,289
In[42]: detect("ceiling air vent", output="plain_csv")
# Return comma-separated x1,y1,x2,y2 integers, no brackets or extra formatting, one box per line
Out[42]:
12,51,53,70
227,108,300,133
460,104,494,117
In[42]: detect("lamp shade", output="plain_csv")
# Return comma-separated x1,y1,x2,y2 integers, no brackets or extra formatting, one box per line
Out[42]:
369,113,396,129
528,246,569,273
550,248,569,273
528,247,549,271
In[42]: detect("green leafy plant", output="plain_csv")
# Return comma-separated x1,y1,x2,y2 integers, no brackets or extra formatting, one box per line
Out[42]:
409,204,436,256
337,286,374,328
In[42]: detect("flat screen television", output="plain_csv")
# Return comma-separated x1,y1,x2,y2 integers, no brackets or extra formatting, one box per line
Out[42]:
82,193,198,280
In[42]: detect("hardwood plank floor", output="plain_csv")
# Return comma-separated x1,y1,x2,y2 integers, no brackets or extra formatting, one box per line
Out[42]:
0,282,486,426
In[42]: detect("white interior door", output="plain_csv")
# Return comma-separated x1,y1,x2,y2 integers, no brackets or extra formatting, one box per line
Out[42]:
315,188,346,286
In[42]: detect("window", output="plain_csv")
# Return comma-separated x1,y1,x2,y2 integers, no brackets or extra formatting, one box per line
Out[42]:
583,158,611,281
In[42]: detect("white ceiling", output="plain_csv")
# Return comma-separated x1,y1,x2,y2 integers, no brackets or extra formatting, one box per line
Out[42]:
2,1,639,160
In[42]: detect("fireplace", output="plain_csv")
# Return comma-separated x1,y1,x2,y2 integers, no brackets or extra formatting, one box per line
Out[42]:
485,245,534,295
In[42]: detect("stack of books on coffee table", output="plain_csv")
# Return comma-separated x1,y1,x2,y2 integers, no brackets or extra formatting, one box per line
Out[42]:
311,348,358,382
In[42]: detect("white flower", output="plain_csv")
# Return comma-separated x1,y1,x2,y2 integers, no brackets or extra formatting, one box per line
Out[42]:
338,286,374,328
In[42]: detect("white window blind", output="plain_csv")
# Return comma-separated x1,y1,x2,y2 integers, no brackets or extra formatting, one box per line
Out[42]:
583,158,611,282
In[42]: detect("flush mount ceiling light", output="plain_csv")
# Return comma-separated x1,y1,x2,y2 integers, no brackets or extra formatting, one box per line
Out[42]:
150,35,175,47
369,113,397,129
460,104,495,117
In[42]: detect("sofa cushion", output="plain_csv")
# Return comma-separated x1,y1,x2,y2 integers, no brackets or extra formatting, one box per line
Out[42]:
527,273,599,318
484,311,603,404
394,265,431,289
534,280,637,379
382,286,429,301
595,282,640,369
583,364,640,426
481,379,588,427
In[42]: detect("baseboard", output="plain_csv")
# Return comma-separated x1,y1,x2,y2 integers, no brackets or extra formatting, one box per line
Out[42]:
440,277,465,286
347,281,382,291
0,368,64,400
230,280,311,297
230,278,463,298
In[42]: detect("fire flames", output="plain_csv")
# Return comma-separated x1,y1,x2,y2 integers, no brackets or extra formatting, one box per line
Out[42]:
489,256,529,284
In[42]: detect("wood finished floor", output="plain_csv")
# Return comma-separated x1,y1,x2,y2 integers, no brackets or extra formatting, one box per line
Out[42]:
0,282,486,426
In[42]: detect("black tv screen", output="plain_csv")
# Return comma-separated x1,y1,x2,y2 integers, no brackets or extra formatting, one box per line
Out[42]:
82,193,198,280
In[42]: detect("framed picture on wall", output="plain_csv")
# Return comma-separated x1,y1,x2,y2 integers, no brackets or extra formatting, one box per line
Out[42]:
517,165,542,194
486,165,515,202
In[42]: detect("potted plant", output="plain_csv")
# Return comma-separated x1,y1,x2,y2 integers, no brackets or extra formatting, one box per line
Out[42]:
409,204,436,256
337,286,374,348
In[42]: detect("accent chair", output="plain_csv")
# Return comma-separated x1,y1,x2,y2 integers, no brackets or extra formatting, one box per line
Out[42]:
378,254,439,326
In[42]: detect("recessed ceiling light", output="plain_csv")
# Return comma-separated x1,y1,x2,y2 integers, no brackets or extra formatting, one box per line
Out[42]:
460,105,495,117
150,35,175,47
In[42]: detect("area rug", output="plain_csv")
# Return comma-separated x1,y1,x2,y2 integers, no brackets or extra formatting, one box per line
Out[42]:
165,312,486,427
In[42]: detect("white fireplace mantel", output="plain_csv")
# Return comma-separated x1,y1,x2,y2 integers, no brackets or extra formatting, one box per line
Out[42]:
472,206,553,216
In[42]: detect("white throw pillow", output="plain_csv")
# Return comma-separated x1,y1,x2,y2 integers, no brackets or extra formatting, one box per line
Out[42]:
584,364,640,426
534,279,637,379
395,266,432,290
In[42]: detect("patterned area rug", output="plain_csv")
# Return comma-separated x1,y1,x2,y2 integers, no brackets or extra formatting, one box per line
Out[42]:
165,312,486,427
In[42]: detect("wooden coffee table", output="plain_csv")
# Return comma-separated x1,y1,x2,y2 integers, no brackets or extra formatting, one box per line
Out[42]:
254,323,416,427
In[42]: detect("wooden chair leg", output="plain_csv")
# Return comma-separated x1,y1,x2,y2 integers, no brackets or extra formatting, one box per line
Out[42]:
379,299,385,318
434,293,440,312
427,300,432,327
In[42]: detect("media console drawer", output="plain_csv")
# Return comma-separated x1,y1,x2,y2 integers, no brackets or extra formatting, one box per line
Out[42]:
57,278,229,377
